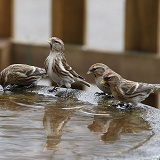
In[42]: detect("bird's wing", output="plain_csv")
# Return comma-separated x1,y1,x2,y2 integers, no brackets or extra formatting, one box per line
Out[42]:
133,83,154,94
61,56,85,80
121,79,152,96
12,64,45,77
9,65,32,77
3,65,30,84
6,64,44,84
121,80,139,94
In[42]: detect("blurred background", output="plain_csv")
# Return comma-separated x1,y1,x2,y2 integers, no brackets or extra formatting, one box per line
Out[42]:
0,0,160,108
13,0,125,51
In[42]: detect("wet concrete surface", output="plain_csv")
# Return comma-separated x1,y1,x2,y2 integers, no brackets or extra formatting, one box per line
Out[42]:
0,86,160,160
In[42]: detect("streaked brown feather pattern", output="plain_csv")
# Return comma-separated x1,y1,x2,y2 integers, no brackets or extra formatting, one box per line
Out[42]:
0,64,46,89
103,72,160,106
44,37,90,88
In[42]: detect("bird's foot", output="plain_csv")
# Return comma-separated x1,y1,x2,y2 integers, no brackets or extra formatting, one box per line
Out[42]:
95,92,106,96
112,102,133,110
125,103,133,109
4,84,18,91
23,84,35,89
48,86,59,92
106,94,114,98
95,92,114,98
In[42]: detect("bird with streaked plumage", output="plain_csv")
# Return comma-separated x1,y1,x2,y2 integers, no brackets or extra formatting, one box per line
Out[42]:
0,64,47,91
44,37,90,92
87,63,119,96
102,71,160,106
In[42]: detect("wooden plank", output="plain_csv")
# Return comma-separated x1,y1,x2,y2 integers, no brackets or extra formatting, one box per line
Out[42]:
11,42,49,68
0,39,11,71
52,0,86,44
0,0,14,37
125,0,160,53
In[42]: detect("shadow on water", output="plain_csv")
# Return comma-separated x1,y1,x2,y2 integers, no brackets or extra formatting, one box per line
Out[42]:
0,87,157,159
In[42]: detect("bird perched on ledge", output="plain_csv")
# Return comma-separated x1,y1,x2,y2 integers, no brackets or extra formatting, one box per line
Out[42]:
102,71,160,106
44,37,90,92
87,63,119,96
0,64,46,91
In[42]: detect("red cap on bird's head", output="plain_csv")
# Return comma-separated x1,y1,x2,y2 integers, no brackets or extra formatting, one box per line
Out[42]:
53,37,64,45
47,37,64,45
54,37,61,41
105,72,113,77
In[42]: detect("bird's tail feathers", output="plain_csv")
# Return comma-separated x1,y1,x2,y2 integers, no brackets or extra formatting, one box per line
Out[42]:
154,84,160,91
35,67,48,78
76,77,90,87
38,68,46,75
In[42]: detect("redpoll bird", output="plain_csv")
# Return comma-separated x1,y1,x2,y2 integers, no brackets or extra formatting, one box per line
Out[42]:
44,37,90,91
87,63,119,95
102,72,160,106
0,64,46,91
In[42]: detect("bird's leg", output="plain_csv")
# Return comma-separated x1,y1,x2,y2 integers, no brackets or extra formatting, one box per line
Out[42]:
112,101,133,110
118,102,133,109
107,94,114,98
111,101,125,107
48,85,59,92
4,84,19,91
23,83,35,89
95,92,114,98
125,103,133,109
95,92,106,96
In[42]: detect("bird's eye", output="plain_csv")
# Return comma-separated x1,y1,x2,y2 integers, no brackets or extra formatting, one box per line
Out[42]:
54,40,59,44
107,77,111,80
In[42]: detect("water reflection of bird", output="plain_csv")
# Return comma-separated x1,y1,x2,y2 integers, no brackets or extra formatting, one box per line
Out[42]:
0,64,46,91
44,37,90,92
88,114,150,144
43,106,74,149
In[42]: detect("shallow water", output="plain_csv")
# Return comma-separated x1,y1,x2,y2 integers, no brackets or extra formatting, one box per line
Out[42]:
0,87,157,159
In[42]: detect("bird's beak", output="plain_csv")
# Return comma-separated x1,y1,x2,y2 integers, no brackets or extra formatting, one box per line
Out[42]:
47,40,52,45
87,70,92,74
101,79,106,85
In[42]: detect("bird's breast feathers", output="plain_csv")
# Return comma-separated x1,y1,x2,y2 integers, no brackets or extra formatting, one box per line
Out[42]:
45,55,74,85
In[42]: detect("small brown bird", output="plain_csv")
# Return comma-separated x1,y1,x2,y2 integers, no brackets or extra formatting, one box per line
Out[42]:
0,64,46,91
87,63,119,95
44,37,90,91
102,71,160,106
